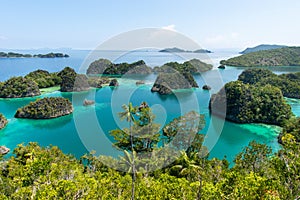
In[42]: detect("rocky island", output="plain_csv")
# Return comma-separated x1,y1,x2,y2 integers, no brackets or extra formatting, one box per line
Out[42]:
25,69,62,88
58,67,90,92
87,59,152,75
15,97,73,119
209,80,293,126
0,113,8,130
0,76,40,98
220,47,300,67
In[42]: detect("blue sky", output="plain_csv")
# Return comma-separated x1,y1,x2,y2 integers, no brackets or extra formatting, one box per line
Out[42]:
1,0,299,50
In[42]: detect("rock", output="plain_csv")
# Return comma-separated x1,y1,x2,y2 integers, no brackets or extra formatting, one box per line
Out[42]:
58,67,90,92
139,102,149,111
0,146,10,155
136,80,145,85
218,65,225,69
202,85,211,90
15,97,73,119
0,114,8,130
109,79,119,87
83,99,95,106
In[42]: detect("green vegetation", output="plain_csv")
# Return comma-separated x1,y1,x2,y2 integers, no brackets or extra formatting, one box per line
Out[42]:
159,47,212,53
87,59,152,75
238,69,300,98
209,81,292,125
0,76,40,98
25,69,62,88
240,44,287,54
0,113,8,130
220,47,300,67
0,52,69,58
58,67,89,92
15,97,73,119
0,102,299,199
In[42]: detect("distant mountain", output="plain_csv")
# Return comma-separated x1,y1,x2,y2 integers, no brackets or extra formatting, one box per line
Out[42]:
0,52,69,58
220,47,300,67
240,44,287,54
159,47,212,53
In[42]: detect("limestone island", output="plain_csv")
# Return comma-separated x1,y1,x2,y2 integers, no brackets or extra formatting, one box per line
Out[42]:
220,47,300,67
159,47,212,53
0,113,8,130
209,80,293,126
57,67,90,92
15,97,73,119
0,52,69,58
25,69,62,88
87,59,152,75
0,76,40,98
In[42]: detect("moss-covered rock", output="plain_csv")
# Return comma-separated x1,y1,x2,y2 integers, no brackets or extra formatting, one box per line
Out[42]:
15,97,73,119
209,81,293,125
0,113,8,130
58,67,89,92
0,77,40,98
87,59,152,75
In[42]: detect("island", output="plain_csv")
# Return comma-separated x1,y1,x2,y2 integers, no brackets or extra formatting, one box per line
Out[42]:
0,146,9,155
15,97,73,119
0,52,69,58
209,80,293,126
57,67,90,92
159,47,212,53
87,59,152,75
0,76,40,98
25,69,62,88
153,59,213,74
239,44,287,54
238,68,300,99
220,47,300,67
0,113,8,130
88,77,110,88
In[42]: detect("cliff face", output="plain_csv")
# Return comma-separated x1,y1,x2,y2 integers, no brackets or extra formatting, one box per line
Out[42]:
0,114,8,130
0,77,40,98
58,67,90,92
15,97,73,119
209,81,292,126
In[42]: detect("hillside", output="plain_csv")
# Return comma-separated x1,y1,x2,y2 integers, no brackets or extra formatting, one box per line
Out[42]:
240,44,287,54
220,47,300,67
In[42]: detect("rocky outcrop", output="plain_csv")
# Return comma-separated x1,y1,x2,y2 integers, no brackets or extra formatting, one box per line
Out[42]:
0,114,8,130
87,59,152,75
109,79,119,87
136,80,145,85
0,77,40,98
202,85,211,90
218,65,225,69
83,99,95,106
15,97,73,119
88,77,110,88
58,67,90,92
0,146,10,155
151,72,197,95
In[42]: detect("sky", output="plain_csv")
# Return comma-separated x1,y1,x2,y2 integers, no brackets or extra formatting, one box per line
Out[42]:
1,0,300,50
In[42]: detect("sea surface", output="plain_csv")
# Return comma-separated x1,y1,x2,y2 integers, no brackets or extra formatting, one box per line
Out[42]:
0,49,299,164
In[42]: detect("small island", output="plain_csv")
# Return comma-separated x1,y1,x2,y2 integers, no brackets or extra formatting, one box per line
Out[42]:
0,52,69,58
220,47,300,67
159,47,212,53
0,76,40,98
87,59,152,75
209,80,293,125
239,44,287,54
25,69,62,88
0,113,8,130
15,97,73,119
58,67,90,92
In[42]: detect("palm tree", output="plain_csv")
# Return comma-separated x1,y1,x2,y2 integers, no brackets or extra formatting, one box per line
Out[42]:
118,103,137,200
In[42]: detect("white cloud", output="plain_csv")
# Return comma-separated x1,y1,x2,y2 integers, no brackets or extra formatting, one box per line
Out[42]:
162,24,177,32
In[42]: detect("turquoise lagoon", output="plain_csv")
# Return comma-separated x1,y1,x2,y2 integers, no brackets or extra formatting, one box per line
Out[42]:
0,49,299,163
